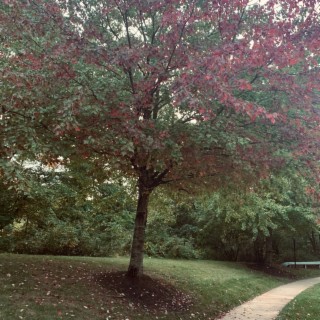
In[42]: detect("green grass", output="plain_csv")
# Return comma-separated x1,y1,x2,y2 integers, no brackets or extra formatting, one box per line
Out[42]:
143,259,288,315
1,254,320,320
276,283,320,320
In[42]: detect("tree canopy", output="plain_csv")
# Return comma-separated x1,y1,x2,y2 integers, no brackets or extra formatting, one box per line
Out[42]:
0,0,319,277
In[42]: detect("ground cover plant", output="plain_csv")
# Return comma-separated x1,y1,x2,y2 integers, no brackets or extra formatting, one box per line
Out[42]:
276,283,320,320
1,254,320,320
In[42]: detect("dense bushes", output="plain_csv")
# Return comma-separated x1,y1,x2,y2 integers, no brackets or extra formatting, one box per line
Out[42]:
4,214,133,256
1,166,320,263
145,173,320,263
0,166,135,256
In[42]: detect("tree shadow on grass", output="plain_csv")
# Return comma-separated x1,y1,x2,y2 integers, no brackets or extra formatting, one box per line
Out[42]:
95,271,193,314
246,263,297,279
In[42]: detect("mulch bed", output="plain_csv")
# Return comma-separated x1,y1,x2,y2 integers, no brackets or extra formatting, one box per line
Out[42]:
95,271,193,313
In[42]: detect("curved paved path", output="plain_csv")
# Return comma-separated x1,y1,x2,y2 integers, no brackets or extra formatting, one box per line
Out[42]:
219,277,320,320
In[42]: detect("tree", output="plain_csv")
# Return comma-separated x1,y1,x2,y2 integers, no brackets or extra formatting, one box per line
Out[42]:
0,158,136,255
0,178,26,231
0,0,319,277
196,165,320,264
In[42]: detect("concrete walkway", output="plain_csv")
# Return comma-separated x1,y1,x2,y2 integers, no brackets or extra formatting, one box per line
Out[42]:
219,277,320,320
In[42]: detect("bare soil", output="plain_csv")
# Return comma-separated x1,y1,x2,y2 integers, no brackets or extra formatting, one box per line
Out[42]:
95,271,193,313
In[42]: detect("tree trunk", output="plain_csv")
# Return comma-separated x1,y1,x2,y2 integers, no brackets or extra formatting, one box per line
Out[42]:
309,231,317,253
254,232,264,264
264,229,273,266
127,181,151,278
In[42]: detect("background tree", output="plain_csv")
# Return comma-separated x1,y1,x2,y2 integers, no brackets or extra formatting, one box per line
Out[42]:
196,166,320,264
0,0,319,277
0,159,136,255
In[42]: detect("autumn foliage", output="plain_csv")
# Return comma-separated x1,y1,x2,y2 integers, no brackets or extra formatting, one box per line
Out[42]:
0,0,319,276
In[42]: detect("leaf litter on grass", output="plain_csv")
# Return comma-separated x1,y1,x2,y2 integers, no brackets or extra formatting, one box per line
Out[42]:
95,271,193,314
0,256,194,319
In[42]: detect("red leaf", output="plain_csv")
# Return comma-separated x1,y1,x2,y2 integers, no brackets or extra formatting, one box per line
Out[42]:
239,80,252,91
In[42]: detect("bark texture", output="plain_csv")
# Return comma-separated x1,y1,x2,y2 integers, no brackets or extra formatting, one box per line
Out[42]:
127,178,152,278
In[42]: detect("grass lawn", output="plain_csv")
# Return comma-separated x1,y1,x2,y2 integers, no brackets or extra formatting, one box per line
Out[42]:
1,254,320,320
276,283,320,320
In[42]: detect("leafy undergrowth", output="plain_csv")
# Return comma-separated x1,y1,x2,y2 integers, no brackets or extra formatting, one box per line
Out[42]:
276,283,320,320
1,254,320,320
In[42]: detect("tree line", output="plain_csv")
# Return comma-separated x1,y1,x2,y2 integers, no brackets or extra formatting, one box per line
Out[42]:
1,160,319,265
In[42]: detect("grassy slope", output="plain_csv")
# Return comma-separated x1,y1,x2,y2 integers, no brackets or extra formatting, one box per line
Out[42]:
276,283,320,320
1,254,320,320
